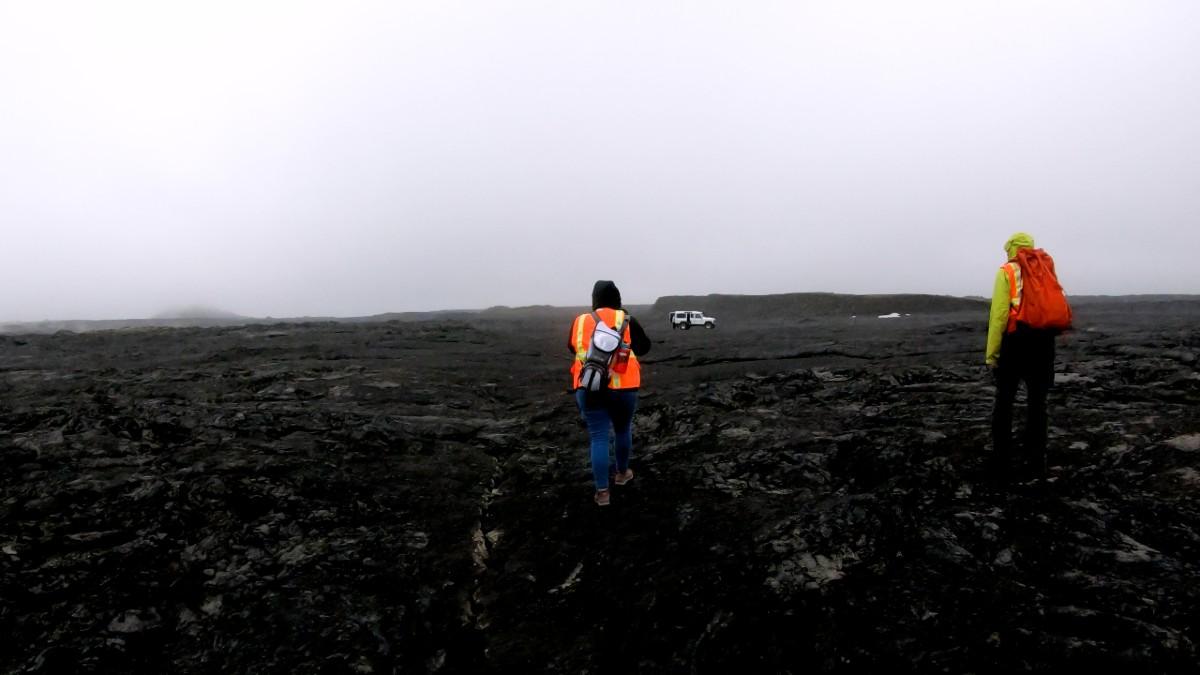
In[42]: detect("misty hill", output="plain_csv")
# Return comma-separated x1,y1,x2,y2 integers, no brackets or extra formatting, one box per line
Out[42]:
651,293,988,321
152,306,247,321
6,294,1198,335
0,317,260,335
476,304,656,320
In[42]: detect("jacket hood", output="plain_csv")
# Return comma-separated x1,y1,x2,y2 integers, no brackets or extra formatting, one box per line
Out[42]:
591,280,622,310
1004,232,1035,260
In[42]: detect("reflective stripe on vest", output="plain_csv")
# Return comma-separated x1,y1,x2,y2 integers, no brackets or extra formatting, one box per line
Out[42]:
1004,262,1023,333
574,314,587,362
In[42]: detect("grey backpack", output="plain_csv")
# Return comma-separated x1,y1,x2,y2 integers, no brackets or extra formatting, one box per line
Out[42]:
578,311,628,393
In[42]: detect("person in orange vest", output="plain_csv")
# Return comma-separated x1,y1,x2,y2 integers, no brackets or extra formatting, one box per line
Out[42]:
567,280,652,506
986,232,1066,482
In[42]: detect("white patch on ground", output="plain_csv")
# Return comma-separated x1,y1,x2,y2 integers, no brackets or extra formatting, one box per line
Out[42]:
470,524,488,570
201,595,223,617
813,369,849,383
107,609,161,633
549,562,584,594
1169,467,1200,486
1164,434,1200,451
1054,372,1095,385
279,541,321,566
993,548,1014,566
486,529,503,547
1068,500,1107,516
800,552,855,587
1105,444,1131,458
767,550,859,593
718,427,754,441
1112,532,1160,563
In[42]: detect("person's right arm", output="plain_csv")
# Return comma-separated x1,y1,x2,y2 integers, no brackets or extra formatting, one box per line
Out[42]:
985,267,1010,367
567,315,580,355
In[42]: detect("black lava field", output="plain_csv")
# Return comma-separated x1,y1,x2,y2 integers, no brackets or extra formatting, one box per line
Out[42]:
2,299,1198,673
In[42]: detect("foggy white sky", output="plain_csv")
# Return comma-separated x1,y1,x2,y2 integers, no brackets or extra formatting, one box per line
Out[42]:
2,1,1198,321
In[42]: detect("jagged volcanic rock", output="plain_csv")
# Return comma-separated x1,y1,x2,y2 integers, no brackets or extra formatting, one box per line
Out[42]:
1,301,1197,673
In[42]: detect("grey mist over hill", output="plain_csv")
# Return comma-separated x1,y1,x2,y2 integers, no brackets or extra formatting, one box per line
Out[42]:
2,2,1199,323
153,306,247,321
652,293,988,322
5,291,1199,335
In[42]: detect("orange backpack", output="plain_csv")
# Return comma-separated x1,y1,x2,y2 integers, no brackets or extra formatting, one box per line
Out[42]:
1011,248,1073,332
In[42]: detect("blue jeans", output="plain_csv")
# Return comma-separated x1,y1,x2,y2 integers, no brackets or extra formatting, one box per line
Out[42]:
575,389,638,490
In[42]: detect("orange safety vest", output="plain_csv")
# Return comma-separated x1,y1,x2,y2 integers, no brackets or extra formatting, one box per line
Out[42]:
569,308,642,390
1002,261,1023,333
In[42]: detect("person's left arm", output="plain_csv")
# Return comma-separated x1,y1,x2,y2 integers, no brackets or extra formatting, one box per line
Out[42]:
628,316,651,356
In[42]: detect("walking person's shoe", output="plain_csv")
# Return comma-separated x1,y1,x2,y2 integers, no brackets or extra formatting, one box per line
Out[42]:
613,468,634,486
594,489,611,506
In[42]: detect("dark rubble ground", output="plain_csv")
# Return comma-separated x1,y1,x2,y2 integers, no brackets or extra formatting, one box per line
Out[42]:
1,303,1198,673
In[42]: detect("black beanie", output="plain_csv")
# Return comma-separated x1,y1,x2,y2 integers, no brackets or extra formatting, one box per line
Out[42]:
591,280,622,310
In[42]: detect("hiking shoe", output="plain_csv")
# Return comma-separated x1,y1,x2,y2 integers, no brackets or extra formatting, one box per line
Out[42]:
594,489,611,506
613,469,634,486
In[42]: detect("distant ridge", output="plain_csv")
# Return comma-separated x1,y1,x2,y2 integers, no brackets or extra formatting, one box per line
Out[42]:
5,294,1197,335
477,304,655,320
0,316,256,334
650,293,988,320
152,306,246,320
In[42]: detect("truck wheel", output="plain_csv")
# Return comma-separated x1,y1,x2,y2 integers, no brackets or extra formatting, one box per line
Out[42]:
705,323,714,329
682,323,689,330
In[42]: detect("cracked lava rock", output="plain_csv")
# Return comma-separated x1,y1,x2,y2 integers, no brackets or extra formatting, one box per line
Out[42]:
2,299,1199,673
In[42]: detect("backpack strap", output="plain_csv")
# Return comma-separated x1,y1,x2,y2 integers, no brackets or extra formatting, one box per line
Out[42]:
592,310,627,332
595,310,630,347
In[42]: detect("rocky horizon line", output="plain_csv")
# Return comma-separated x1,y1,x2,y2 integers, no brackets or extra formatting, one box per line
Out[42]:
3,291,1198,334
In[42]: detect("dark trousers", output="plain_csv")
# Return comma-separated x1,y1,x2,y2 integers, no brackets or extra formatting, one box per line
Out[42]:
992,328,1056,477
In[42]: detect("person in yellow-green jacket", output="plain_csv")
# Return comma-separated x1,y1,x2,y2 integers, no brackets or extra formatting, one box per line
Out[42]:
986,232,1059,482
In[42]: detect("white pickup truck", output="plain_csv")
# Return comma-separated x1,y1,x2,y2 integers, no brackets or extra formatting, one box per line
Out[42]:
669,310,716,330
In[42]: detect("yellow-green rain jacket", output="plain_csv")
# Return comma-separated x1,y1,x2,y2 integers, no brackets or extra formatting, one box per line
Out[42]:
985,232,1036,366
